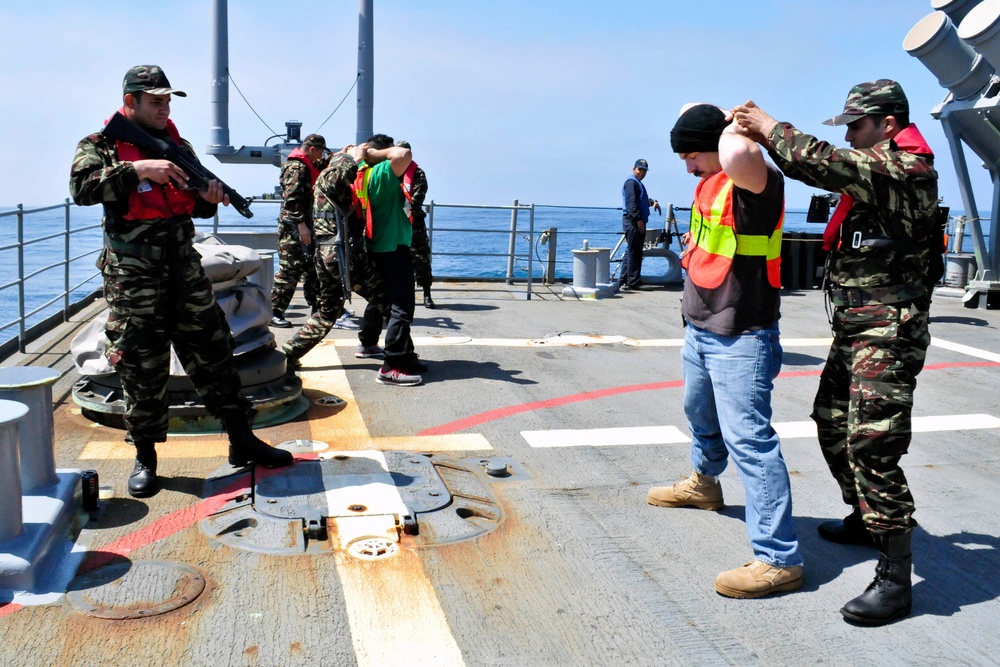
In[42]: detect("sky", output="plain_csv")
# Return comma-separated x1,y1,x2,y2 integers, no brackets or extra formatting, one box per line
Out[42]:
0,0,994,212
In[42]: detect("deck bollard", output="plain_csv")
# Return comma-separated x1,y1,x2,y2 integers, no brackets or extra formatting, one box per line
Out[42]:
0,399,29,543
593,248,611,285
571,240,599,289
0,367,61,492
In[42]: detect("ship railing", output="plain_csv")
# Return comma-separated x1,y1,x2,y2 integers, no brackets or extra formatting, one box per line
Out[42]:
1,198,634,356
210,200,632,301
0,200,103,358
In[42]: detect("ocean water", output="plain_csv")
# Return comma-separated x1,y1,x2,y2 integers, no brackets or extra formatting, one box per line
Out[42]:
0,200,989,349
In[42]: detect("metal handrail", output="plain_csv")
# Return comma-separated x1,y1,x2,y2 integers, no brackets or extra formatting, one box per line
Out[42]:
2,197,634,355
0,200,104,356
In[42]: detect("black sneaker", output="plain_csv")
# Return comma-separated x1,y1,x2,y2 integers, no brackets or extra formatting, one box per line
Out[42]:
356,344,385,359
376,368,423,386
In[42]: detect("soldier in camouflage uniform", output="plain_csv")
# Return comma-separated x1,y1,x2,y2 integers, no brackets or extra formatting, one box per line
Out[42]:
396,140,434,308
69,65,292,499
735,80,939,625
269,134,326,328
281,145,393,369
281,148,361,366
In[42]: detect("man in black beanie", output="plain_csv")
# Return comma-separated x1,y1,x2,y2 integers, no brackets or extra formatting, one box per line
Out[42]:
619,159,661,290
647,103,802,599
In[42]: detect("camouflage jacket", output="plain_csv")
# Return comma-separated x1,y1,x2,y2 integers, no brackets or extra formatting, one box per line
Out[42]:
410,166,428,225
767,122,939,290
278,158,315,228
69,131,217,247
313,153,360,238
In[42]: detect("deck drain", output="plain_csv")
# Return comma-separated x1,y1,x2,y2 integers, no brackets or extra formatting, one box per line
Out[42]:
347,538,400,561
315,396,346,407
66,560,206,620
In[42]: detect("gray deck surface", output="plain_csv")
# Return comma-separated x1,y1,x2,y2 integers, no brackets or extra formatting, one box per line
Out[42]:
1,281,999,666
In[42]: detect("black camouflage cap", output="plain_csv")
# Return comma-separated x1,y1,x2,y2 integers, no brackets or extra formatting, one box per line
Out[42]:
123,65,187,97
823,79,907,126
396,140,411,149
634,159,649,170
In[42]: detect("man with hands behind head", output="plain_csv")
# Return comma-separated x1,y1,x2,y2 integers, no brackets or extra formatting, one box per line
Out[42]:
647,103,802,600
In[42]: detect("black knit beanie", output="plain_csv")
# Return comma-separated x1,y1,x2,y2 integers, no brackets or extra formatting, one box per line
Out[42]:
670,104,728,153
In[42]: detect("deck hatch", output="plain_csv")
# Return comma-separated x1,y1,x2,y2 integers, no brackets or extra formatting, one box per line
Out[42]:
200,450,504,558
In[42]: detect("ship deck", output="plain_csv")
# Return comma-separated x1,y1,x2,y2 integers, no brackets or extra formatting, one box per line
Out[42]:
2,282,1000,666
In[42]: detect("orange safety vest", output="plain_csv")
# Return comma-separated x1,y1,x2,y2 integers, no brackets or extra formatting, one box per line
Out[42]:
352,161,416,238
107,108,198,221
681,171,783,289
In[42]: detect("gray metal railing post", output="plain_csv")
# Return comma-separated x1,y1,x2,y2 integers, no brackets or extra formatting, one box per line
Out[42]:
427,200,434,256
63,199,71,319
214,211,221,235
16,205,25,354
526,203,535,300
506,199,518,284
545,227,557,285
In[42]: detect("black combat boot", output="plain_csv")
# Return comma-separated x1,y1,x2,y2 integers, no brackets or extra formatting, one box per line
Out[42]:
841,532,912,626
818,507,875,546
128,441,158,498
422,286,435,309
224,414,293,468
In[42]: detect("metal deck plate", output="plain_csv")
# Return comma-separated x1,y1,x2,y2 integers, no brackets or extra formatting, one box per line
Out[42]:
66,560,206,620
200,451,505,557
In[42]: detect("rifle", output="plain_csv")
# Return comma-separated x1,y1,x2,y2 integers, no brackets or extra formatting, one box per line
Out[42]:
102,112,254,219
332,206,352,304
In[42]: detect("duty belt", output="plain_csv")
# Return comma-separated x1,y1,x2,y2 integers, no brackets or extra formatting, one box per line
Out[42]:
826,283,925,308
314,211,338,221
106,237,190,261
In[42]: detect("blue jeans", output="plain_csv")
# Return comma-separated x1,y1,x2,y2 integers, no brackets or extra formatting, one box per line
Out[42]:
681,323,802,568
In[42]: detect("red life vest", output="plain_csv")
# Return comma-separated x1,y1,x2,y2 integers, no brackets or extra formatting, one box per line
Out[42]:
285,148,320,186
352,161,416,238
105,107,198,221
822,124,936,251
681,170,783,289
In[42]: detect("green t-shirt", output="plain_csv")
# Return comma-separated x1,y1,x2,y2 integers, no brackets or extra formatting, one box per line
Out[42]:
364,160,412,253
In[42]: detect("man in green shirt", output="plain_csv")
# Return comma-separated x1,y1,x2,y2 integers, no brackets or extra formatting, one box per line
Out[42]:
354,134,424,386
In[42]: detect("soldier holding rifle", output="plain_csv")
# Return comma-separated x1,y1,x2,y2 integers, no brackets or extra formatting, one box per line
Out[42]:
69,65,292,499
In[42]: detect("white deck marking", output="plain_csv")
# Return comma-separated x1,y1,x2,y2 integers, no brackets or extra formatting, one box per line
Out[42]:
931,336,1000,363
333,336,835,348
522,425,690,448
303,345,465,666
524,414,1000,447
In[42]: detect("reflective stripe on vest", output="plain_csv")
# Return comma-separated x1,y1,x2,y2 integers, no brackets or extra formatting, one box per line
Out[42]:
681,171,783,290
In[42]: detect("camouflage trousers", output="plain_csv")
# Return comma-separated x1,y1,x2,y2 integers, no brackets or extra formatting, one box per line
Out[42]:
410,215,433,289
271,222,318,315
811,297,930,535
281,238,347,361
101,248,249,445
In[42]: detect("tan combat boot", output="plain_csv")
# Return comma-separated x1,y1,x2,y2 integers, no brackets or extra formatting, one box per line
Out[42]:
714,560,804,599
646,471,724,510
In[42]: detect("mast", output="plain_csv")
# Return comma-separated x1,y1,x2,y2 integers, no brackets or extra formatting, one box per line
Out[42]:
356,0,374,144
